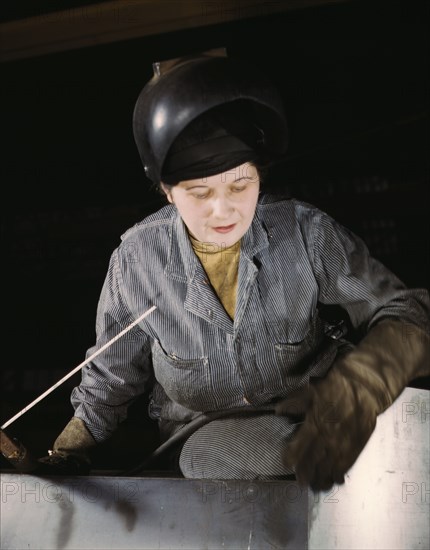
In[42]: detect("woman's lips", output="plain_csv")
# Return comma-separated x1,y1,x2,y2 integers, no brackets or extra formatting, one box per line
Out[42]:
213,223,236,234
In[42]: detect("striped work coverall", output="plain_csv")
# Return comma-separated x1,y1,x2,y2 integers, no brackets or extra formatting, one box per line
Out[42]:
70,194,430,478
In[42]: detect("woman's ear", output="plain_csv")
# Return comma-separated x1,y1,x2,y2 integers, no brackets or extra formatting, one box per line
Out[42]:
160,182,173,203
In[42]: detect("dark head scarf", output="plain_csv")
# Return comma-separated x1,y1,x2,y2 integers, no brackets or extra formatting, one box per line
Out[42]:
161,100,268,185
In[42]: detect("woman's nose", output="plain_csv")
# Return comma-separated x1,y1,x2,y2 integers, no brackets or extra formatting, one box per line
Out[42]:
211,195,234,219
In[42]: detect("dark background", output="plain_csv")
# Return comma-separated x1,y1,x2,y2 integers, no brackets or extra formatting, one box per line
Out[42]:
1,0,429,470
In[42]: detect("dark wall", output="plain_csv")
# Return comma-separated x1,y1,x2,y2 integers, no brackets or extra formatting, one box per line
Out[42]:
1,0,428,466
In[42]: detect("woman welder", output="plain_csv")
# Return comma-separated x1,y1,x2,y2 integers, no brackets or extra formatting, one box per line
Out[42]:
41,50,430,490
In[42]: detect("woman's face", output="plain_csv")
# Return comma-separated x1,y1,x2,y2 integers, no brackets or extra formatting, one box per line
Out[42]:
161,162,260,248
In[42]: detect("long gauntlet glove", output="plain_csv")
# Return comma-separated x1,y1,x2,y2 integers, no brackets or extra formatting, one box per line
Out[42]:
38,417,96,475
276,319,429,491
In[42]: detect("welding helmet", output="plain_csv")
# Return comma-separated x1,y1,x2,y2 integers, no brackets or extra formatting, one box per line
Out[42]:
132,48,288,184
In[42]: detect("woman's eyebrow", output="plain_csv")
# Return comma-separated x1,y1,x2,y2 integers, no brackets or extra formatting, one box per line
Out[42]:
184,176,253,188
233,176,253,183
185,184,209,190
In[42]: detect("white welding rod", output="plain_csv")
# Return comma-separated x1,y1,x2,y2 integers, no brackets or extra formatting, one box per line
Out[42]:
1,305,157,430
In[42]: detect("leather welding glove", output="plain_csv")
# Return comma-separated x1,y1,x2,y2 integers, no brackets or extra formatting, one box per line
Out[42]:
276,319,429,492
38,417,96,475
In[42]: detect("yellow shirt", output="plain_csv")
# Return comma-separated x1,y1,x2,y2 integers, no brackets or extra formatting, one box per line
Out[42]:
188,233,241,320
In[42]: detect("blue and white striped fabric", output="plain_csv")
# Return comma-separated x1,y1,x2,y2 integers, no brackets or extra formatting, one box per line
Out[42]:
71,194,430,454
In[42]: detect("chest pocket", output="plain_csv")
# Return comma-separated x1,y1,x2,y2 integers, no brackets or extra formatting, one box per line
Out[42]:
273,314,327,389
151,340,213,411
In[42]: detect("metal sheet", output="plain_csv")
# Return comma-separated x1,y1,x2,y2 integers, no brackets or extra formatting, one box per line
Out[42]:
1,475,308,549
1,387,428,550
308,387,430,550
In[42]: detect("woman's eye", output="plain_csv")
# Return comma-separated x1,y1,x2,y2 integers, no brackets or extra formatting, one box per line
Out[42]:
192,192,209,199
232,186,246,193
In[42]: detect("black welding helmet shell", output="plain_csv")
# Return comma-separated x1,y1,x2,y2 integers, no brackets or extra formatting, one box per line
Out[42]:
133,52,288,184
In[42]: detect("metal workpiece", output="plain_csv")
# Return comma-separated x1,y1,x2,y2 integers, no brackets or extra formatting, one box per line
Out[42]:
308,386,430,550
0,475,308,549
1,387,429,550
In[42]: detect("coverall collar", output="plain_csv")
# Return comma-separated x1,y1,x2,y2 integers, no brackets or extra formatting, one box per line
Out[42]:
165,205,270,283
164,205,270,332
